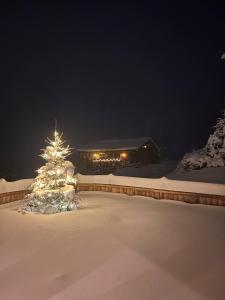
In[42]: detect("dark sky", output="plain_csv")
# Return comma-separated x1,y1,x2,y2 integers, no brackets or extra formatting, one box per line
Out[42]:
1,1,225,178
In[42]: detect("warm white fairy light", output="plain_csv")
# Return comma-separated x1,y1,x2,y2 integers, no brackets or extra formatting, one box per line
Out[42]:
23,129,81,214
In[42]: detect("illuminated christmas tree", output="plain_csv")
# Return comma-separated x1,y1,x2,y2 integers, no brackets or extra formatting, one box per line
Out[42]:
23,130,81,213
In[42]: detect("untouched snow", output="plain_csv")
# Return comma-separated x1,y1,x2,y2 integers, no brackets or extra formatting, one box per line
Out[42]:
114,162,177,178
114,162,225,184
168,166,225,184
0,191,225,300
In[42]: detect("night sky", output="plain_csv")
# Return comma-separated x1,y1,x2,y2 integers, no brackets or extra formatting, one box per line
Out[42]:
1,1,225,179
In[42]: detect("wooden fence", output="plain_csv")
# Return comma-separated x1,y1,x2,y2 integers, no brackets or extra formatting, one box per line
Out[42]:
1,183,225,207
78,183,225,206
0,190,29,205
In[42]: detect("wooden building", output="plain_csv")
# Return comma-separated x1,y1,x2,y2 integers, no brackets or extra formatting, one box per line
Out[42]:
75,137,160,174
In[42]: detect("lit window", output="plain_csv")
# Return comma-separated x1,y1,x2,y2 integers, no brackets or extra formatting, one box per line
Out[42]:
120,152,128,159
93,153,100,160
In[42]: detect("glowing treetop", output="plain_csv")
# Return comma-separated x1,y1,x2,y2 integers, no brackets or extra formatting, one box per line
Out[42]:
41,130,72,162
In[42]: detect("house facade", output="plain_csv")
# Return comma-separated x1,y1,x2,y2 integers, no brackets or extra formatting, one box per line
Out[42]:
74,137,160,174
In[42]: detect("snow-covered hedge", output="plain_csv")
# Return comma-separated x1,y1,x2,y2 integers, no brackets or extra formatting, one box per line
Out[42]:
180,109,225,170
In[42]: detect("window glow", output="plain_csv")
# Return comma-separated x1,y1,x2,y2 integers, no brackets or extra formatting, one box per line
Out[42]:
120,152,128,159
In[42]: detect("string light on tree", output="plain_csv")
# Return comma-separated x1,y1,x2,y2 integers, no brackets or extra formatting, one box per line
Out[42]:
23,129,81,214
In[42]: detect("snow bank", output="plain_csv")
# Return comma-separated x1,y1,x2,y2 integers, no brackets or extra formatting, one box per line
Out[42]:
1,174,225,197
0,178,33,193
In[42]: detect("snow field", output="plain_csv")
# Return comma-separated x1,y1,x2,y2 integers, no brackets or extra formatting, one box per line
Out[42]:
0,191,225,299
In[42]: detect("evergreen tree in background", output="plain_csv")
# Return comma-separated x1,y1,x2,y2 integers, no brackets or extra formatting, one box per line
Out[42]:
23,130,81,214
205,110,225,167
180,109,225,170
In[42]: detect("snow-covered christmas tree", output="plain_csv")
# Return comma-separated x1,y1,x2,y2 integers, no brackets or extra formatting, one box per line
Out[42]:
23,130,81,214
180,109,225,170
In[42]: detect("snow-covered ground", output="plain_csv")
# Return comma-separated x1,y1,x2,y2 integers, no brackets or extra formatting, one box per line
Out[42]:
114,162,225,184
168,166,225,184
0,191,225,300
114,161,177,178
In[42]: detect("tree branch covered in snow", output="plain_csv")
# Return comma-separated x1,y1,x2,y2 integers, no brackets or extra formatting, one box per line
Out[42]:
179,109,225,170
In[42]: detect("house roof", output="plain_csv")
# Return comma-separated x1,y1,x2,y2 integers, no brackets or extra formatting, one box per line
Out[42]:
76,137,159,152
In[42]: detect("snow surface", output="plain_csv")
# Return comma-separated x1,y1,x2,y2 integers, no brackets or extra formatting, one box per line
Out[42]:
114,162,225,184
0,191,225,300
168,166,225,184
114,163,225,184
114,161,177,178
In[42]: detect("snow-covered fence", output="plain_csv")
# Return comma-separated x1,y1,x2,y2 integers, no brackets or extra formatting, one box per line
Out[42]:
0,178,33,193
0,179,32,205
0,190,29,205
77,174,225,196
1,175,225,206
2,174,225,196
78,183,225,206
76,174,225,206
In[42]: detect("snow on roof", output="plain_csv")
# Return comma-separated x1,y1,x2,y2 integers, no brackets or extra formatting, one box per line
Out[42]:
76,137,158,152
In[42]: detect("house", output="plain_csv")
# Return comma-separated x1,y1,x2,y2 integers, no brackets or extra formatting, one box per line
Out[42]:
74,137,160,174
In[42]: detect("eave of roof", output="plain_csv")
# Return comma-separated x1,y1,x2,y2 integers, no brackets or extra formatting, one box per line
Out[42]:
76,146,139,152
76,137,159,152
